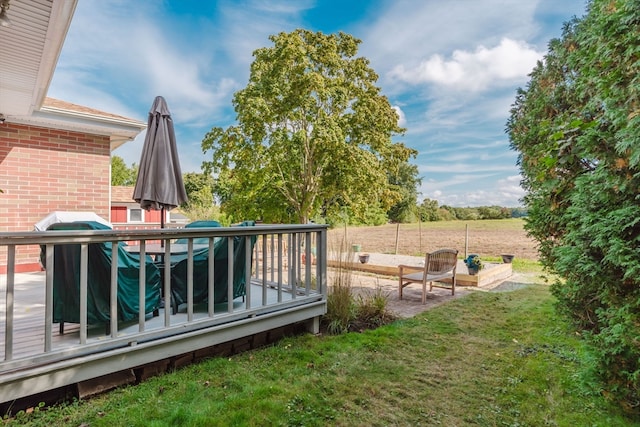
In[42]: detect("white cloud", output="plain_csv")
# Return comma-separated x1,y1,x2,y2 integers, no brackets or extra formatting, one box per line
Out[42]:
389,38,543,91
392,105,407,127
424,163,517,174
496,174,526,201
421,174,525,207
51,0,312,125
49,0,583,206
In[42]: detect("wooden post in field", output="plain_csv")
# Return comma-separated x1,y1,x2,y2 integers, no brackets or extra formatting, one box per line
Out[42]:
344,222,347,244
395,223,400,254
465,223,469,258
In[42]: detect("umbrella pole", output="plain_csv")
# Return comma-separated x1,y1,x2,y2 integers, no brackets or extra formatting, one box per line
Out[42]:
160,207,165,247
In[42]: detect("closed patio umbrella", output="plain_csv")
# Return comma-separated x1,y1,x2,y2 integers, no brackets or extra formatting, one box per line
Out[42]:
133,96,188,228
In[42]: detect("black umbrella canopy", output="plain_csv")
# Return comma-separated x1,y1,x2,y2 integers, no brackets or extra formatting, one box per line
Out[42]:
133,96,188,227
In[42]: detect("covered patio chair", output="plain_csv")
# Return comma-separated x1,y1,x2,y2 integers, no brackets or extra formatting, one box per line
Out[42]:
169,221,257,313
398,249,459,304
46,221,161,334
174,220,222,245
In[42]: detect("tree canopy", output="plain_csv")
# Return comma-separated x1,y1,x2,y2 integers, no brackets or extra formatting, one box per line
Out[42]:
180,172,228,223
182,172,215,210
110,156,137,186
202,29,415,224
387,162,421,223
506,0,640,413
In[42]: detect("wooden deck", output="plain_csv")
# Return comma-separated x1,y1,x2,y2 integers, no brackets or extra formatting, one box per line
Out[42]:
0,273,325,406
0,224,328,407
0,272,312,361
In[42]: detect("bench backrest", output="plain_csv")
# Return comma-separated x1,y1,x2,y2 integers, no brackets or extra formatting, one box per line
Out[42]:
425,249,458,275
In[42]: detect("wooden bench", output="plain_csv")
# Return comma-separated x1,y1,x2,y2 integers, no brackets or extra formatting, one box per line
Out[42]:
398,249,458,304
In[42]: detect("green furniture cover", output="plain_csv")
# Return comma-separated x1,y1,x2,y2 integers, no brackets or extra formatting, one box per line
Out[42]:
47,221,161,329
174,220,222,245
170,221,257,309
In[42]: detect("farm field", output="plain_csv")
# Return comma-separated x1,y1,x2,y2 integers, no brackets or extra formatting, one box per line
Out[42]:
327,218,538,261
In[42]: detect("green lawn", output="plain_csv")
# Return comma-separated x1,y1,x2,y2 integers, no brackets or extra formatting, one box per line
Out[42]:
6,281,633,426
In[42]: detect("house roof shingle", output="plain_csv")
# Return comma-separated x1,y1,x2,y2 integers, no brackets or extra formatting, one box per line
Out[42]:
111,186,136,203
43,98,141,123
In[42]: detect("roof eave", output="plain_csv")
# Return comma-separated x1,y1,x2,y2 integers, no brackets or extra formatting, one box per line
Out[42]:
30,0,79,114
9,108,147,151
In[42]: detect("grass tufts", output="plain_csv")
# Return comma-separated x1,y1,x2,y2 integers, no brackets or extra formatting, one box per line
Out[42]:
3,285,636,426
322,240,396,334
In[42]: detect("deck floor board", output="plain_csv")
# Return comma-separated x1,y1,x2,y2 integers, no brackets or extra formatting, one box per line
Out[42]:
0,272,305,362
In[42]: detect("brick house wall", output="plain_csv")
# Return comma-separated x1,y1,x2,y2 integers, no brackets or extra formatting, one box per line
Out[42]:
0,122,111,272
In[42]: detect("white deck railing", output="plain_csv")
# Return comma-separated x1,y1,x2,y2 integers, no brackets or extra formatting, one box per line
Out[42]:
0,224,327,374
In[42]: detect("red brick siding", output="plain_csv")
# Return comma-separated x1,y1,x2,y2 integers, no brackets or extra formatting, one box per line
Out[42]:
0,123,111,272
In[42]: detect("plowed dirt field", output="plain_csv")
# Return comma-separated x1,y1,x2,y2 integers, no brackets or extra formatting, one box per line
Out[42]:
327,219,538,261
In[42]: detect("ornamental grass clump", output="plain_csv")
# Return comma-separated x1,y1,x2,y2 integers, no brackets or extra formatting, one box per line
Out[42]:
323,239,356,334
322,240,395,334
352,284,397,331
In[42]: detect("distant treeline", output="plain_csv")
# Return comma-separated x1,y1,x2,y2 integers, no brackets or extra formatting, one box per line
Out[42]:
416,199,527,222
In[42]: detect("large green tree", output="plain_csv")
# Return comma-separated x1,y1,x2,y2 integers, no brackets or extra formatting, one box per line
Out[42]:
507,0,640,413
182,172,215,210
110,155,137,186
202,29,415,224
181,172,228,223
417,198,439,222
387,161,421,223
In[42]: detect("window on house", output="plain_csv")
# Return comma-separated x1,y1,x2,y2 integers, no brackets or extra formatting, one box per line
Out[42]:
129,208,143,222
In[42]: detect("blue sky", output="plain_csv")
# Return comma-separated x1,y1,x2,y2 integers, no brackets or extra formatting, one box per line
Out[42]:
48,0,588,207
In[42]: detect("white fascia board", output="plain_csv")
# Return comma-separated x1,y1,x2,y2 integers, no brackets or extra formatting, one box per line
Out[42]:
10,108,146,151
31,0,80,113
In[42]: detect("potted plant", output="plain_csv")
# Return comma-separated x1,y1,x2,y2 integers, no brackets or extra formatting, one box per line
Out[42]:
501,254,515,263
464,254,483,275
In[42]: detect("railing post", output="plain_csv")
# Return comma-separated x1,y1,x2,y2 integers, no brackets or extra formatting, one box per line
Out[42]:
109,242,118,338
245,235,252,309
80,243,89,344
227,236,234,313
305,232,311,295
290,233,297,298
318,228,327,296
187,239,194,322
277,233,283,302
44,244,54,352
207,237,215,317
297,233,302,292
138,241,146,332
270,234,275,284
163,240,172,326
4,245,15,361
261,233,268,305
